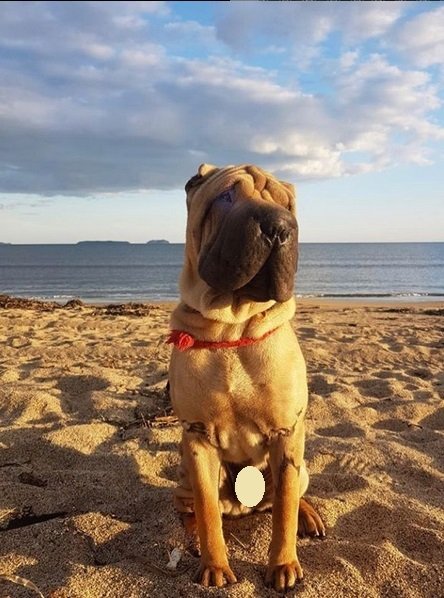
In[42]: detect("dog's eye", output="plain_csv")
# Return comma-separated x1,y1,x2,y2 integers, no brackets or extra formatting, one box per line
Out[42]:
216,190,233,204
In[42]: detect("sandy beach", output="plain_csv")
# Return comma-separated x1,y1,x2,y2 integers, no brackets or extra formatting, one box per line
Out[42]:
0,296,443,598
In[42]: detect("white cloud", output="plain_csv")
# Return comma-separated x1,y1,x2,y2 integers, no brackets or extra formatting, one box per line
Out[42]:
392,6,444,67
119,44,165,68
164,19,216,42
339,51,359,71
80,42,115,61
338,2,406,41
0,1,442,194
216,2,406,54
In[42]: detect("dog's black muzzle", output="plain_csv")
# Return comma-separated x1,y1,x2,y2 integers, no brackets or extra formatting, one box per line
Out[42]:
198,198,298,303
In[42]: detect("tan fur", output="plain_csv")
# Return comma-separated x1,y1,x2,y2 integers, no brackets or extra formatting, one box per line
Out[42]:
169,164,324,590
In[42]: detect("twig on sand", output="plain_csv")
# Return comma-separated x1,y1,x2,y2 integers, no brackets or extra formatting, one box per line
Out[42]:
229,531,248,549
139,411,149,428
0,573,45,598
149,414,178,428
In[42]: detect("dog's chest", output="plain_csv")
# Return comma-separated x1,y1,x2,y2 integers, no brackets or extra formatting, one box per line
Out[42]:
171,347,305,465
170,331,307,464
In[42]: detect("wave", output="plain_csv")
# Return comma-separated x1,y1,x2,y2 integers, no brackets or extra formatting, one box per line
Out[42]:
30,292,444,304
296,292,444,298
0,264,183,269
300,263,444,268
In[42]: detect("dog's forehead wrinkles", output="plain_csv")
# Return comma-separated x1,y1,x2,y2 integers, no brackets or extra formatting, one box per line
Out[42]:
189,165,295,213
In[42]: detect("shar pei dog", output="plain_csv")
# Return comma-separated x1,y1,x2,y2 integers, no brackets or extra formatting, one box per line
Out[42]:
168,163,325,592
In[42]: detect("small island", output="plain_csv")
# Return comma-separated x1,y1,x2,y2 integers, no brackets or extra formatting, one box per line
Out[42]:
146,239,170,245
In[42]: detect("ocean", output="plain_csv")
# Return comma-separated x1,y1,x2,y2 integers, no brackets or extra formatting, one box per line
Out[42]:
0,242,443,303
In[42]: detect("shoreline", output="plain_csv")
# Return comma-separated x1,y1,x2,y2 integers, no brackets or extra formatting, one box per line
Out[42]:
1,293,443,312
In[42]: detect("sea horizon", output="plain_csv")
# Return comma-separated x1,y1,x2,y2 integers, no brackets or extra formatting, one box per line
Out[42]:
1,241,443,245
1,242,443,303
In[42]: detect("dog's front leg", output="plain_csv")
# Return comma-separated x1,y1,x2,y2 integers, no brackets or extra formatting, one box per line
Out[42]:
183,433,237,587
266,423,304,592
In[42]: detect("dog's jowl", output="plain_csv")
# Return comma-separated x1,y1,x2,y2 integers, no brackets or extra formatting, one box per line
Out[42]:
168,163,325,591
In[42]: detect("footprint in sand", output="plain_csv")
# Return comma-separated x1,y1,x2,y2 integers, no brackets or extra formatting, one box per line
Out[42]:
334,501,443,565
57,374,110,416
317,422,365,438
58,374,109,395
354,378,394,399
373,418,410,432
407,368,433,381
297,326,316,338
311,449,392,497
309,374,338,395
411,389,434,401
420,407,444,430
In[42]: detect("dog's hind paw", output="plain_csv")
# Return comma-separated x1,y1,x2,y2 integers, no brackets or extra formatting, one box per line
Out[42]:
298,497,326,538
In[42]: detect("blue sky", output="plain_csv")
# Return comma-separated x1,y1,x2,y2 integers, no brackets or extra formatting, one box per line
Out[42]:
0,0,443,243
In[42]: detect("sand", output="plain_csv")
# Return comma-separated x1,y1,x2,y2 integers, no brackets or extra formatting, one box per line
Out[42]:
0,296,443,597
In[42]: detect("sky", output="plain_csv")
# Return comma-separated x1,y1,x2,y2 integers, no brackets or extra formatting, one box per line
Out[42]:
0,0,443,243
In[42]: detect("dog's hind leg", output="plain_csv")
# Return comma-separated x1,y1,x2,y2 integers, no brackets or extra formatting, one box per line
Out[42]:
297,461,326,538
181,513,201,556
174,440,201,555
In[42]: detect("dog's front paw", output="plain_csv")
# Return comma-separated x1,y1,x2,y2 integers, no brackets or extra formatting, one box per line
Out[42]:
193,561,237,587
265,560,303,592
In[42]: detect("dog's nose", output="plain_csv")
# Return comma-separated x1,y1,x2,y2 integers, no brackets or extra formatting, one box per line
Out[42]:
259,214,295,247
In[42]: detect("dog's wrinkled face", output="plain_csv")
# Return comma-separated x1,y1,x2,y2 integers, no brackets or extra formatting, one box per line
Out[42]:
186,164,298,303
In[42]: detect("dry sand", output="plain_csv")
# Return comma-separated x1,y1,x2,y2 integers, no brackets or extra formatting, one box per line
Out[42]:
0,296,443,597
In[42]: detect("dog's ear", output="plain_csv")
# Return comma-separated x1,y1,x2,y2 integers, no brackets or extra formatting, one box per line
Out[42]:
198,163,217,176
279,180,296,214
185,174,203,193
185,164,218,193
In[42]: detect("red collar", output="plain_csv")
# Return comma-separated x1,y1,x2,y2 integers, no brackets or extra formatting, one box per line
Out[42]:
167,327,278,351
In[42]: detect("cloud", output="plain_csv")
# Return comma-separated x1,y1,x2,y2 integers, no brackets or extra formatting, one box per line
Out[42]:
216,1,406,54
0,1,442,195
334,54,443,133
164,19,217,44
392,6,444,67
